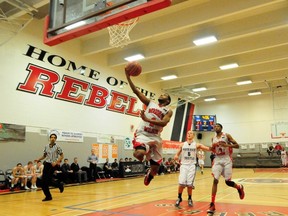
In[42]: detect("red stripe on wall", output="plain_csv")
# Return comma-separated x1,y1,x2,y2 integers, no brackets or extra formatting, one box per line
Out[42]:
187,103,195,131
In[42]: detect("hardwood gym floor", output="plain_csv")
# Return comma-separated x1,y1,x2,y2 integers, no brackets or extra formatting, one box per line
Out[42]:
1,168,287,216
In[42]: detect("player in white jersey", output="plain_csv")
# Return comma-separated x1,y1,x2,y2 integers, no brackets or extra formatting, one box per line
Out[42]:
24,161,37,189
126,70,173,186
207,123,245,214
197,149,205,175
174,131,211,207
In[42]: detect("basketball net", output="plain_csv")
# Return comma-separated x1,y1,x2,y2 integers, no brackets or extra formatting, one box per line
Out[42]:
164,87,201,109
107,17,139,48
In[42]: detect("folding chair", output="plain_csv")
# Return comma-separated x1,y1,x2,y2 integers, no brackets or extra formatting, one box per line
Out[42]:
0,170,6,189
5,169,13,188
96,167,106,179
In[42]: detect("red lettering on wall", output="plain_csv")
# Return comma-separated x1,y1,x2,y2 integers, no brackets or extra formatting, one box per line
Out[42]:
56,76,89,104
17,64,144,117
85,84,109,108
17,64,59,97
126,97,141,117
107,91,129,113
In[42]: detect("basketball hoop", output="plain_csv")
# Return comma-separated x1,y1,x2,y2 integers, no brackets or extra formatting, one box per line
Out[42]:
107,17,139,48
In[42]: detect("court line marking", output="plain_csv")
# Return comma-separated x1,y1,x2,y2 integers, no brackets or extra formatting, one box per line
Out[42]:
54,170,288,215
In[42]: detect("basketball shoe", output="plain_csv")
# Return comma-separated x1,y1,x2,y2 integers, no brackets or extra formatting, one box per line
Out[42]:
175,198,182,207
144,168,153,186
207,202,215,213
237,184,245,199
188,199,193,207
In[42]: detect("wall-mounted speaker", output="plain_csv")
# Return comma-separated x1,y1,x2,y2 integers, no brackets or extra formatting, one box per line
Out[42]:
197,133,202,140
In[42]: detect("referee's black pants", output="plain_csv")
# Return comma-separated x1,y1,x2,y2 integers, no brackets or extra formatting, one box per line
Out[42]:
42,162,61,198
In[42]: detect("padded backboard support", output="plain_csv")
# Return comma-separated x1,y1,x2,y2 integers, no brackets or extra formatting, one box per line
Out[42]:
44,0,172,46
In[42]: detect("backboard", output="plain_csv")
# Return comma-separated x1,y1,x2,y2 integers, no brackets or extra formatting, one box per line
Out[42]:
44,0,172,46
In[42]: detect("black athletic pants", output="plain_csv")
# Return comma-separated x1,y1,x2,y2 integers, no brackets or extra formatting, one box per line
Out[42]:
42,162,60,198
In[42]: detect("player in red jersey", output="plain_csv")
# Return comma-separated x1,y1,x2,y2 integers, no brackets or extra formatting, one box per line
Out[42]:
125,69,173,186
207,123,245,214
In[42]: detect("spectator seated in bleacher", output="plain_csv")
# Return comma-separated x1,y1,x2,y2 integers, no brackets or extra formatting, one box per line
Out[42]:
34,161,43,187
111,158,119,178
54,164,65,183
158,157,167,175
267,144,274,157
103,158,113,178
274,143,283,156
10,163,28,191
24,161,37,189
165,158,176,173
61,158,74,184
71,157,87,183
174,159,180,172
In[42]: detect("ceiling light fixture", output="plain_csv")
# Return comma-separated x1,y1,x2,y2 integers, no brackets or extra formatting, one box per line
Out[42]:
161,75,178,80
248,91,262,96
219,63,239,70
124,54,145,62
193,36,218,46
204,97,216,102
65,21,86,30
192,87,207,92
236,80,252,85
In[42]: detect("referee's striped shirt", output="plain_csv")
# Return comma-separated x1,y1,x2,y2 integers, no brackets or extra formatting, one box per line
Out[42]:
43,144,63,163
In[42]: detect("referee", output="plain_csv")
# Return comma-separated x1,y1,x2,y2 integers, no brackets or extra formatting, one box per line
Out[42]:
35,133,64,201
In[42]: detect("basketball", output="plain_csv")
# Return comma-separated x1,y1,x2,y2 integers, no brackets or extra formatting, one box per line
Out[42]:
125,61,142,76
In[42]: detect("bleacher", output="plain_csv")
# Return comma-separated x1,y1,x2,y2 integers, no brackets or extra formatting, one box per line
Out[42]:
232,142,283,168
233,153,281,168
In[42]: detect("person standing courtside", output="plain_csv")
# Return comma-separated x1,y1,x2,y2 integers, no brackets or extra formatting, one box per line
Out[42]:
34,133,64,201
87,149,98,181
125,68,173,186
174,131,211,207
197,149,205,175
207,123,245,214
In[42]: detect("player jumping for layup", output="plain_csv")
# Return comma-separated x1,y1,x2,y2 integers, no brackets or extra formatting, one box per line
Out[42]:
207,123,245,214
125,69,173,186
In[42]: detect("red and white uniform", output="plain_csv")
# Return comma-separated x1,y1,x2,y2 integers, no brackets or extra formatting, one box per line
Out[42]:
133,101,169,164
211,132,233,180
178,141,197,187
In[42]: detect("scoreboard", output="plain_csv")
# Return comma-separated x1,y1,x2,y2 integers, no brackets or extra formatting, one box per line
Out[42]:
193,115,216,132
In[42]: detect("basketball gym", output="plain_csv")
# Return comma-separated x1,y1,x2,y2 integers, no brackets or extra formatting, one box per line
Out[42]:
0,1,288,215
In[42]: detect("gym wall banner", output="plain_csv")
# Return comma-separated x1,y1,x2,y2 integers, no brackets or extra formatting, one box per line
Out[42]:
0,123,26,141
49,129,83,142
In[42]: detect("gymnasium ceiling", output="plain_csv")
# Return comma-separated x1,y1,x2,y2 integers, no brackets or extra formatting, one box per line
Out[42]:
2,0,288,104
